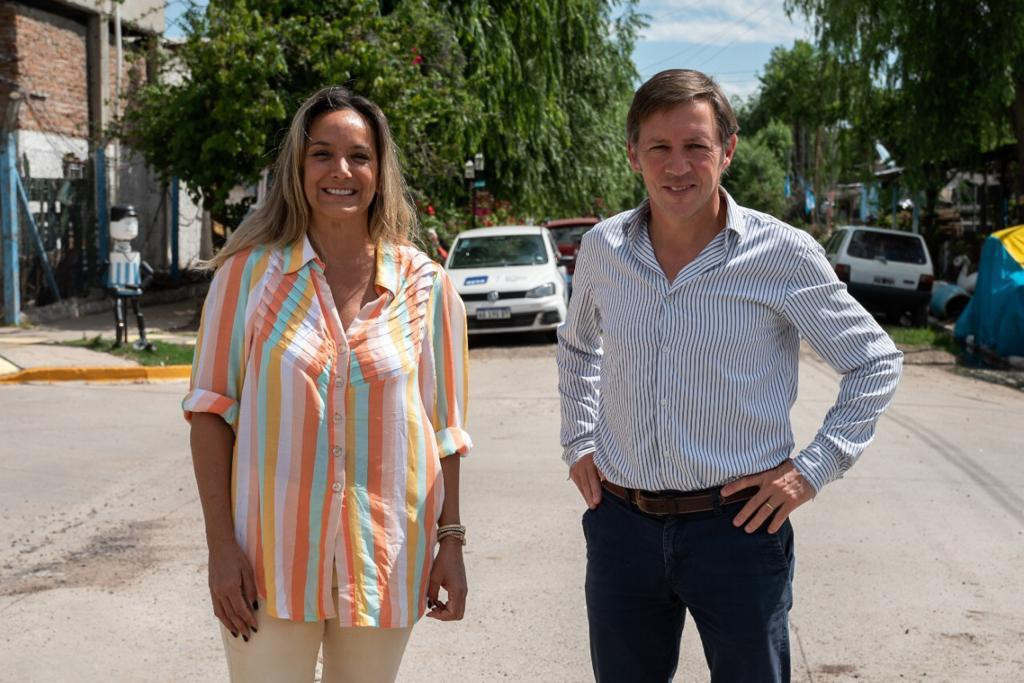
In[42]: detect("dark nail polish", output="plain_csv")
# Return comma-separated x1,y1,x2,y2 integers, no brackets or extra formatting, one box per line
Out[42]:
242,635,249,642
252,600,259,610
252,626,258,633
231,631,238,638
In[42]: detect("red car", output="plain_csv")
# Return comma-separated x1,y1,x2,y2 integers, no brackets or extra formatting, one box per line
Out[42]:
543,217,599,274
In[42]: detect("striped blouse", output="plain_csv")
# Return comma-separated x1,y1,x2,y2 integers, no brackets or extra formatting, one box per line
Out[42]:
558,191,902,493
183,237,471,626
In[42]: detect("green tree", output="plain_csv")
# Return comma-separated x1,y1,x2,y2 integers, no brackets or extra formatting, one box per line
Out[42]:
786,0,1024,219
738,40,874,227
725,120,792,218
120,1,645,233
444,1,644,216
121,0,470,225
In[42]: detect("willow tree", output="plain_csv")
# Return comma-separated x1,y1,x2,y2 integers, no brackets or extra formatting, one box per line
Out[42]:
445,0,645,217
787,0,1024,219
121,0,644,231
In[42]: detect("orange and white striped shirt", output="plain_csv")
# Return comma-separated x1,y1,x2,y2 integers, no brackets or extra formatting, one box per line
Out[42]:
183,237,471,626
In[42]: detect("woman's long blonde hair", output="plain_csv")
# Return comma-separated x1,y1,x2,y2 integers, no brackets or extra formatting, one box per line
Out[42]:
207,86,415,269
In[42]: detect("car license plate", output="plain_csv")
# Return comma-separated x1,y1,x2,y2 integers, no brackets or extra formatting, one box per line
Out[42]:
873,276,895,285
476,307,511,320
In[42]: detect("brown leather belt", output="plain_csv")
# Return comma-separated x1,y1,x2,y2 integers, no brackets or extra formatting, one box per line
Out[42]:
601,481,757,516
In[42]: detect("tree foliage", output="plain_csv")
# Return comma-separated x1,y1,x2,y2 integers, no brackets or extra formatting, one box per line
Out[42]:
725,119,792,218
786,0,1024,205
120,1,644,227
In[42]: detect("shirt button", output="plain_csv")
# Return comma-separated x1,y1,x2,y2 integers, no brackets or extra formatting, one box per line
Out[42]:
660,398,668,407
661,345,669,352
333,412,342,423
332,445,343,457
331,482,342,492
335,377,344,387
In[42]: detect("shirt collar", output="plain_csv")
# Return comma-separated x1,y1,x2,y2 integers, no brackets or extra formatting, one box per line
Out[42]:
282,234,400,297
374,241,399,296
624,187,747,242
282,235,320,274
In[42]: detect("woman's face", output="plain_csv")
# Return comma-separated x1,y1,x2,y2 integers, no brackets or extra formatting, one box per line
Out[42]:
302,108,379,229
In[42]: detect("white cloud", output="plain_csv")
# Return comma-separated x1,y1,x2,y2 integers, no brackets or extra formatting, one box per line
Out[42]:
637,0,811,46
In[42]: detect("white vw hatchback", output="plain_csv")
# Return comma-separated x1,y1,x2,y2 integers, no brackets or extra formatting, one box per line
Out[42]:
445,225,570,336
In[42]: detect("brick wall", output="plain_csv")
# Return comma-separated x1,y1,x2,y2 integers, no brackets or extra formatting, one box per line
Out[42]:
0,4,19,132
8,3,89,139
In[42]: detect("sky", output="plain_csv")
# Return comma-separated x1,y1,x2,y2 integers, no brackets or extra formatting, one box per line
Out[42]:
633,0,812,101
164,0,813,102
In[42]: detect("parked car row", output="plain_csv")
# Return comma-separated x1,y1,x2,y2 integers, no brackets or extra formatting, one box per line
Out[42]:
444,221,936,336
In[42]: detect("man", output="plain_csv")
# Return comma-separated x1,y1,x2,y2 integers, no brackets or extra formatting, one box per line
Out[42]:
557,69,902,682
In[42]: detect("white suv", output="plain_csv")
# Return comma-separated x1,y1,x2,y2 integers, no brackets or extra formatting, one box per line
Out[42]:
823,226,934,325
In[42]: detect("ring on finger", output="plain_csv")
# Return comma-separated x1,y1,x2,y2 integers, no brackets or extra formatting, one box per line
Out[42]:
763,501,774,511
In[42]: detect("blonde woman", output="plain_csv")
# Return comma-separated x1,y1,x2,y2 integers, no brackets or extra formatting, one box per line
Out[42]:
183,86,472,682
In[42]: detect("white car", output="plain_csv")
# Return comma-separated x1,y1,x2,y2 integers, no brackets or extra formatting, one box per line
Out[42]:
445,225,570,336
823,225,934,325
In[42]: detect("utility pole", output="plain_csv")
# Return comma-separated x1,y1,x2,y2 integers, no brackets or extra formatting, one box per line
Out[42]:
1,93,22,325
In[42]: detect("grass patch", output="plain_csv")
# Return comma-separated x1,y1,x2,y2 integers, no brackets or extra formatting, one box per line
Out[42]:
62,335,194,367
883,326,960,354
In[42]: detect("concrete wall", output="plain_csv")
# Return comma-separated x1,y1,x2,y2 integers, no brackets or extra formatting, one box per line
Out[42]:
62,0,166,35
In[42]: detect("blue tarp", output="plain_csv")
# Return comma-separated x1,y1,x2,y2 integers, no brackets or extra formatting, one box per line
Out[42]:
954,224,1024,358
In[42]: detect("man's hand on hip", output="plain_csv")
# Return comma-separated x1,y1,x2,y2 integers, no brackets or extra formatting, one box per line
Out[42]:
721,460,814,534
570,452,604,510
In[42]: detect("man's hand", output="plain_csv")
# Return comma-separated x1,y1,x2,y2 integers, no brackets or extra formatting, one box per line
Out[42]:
721,460,815,534
570,452,604,509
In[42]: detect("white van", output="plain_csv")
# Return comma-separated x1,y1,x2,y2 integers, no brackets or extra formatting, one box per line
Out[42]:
823,226,934,325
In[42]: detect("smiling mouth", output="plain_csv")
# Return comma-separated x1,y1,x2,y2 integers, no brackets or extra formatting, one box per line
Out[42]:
666,184,696,192
323,188,356,196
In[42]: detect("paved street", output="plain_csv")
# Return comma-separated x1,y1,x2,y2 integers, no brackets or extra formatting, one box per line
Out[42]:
1,340,1022,681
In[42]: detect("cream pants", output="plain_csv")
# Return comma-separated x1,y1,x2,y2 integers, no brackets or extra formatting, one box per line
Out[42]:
220,597,413,683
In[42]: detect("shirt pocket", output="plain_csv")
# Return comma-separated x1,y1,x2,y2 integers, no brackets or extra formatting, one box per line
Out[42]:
252,285,332,378
349,288,430,385
349,324,419,384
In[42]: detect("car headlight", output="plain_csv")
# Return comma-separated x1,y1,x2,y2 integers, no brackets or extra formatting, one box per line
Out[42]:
526,282,556,298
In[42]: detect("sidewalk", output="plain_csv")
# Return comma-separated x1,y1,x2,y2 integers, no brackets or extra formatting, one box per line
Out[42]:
0,299,200,383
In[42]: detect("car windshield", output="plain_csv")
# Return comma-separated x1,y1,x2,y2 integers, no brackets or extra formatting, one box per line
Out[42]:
550,225,591,247
847,230,927,264
449,235,548,268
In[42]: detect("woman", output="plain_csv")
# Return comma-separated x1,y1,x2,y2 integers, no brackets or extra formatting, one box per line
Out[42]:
183,86,472,682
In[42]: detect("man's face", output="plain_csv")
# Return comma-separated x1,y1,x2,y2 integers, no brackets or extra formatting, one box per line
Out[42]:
627,100,736,226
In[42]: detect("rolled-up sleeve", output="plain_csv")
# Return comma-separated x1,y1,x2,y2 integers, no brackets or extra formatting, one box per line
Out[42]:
421,267,472,457
781,240,903,491
182,253,254,429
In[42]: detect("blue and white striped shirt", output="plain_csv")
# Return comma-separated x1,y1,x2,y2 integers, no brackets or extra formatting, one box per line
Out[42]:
557,192,903,492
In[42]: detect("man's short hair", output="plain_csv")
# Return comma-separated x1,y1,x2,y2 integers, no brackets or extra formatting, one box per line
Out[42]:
627,69,739,149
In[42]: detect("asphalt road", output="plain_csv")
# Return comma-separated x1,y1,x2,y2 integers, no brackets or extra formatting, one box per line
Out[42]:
1,339,1022,681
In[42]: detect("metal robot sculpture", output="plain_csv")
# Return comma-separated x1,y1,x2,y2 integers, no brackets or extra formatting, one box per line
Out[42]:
107,205,154,349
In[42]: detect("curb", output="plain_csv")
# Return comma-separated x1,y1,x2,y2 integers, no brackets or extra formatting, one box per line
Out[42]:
0,365,192,384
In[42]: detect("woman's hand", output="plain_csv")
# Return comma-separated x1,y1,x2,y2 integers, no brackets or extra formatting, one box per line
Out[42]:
426,538,467,621
208,541,259,640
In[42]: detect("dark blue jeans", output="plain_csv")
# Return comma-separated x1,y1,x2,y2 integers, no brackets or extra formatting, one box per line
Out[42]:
582,488,795,683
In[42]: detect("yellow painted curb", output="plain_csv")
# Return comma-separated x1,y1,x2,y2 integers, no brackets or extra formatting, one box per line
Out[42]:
0,364,192,383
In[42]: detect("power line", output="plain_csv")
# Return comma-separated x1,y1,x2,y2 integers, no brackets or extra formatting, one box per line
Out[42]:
638,0,776,72
693,9,782,70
